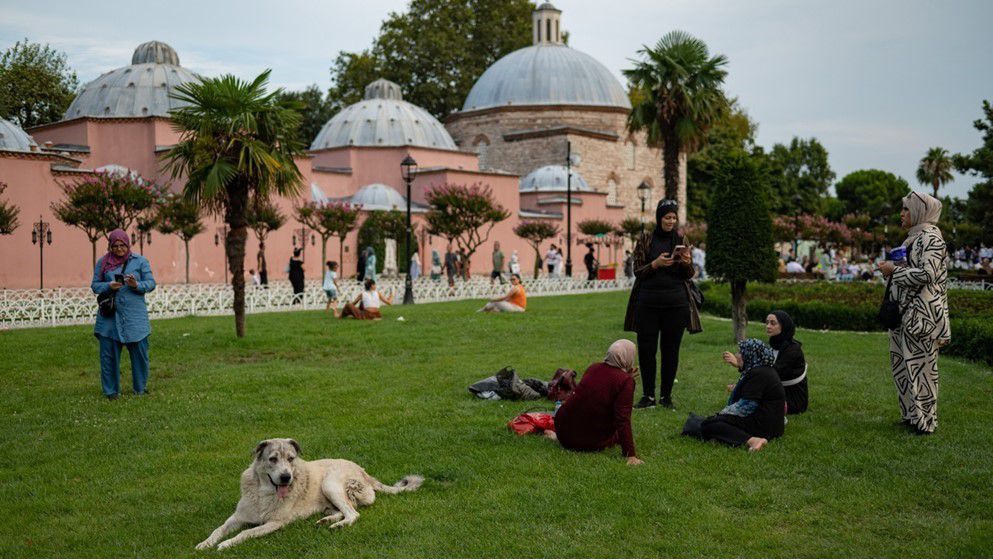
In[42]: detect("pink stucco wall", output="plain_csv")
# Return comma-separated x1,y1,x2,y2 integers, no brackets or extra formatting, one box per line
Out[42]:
1,117,631,289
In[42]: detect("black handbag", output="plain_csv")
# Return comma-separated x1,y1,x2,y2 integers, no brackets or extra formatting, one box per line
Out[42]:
686,281,705,308
96,260,130,318
877,276,901,330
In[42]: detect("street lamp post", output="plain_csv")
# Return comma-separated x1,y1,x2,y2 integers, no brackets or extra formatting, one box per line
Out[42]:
401,154,418,304
31,216,52,290
214,226,229,285
637,180,652,225
565,140,573,277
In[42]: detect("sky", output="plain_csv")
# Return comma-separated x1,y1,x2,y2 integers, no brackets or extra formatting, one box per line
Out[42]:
2,0,991,199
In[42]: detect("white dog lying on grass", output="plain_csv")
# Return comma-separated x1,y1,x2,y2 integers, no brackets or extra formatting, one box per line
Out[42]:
196,438,424,550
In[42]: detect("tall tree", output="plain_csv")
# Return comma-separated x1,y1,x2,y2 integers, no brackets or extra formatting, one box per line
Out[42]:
834,169,910,221
164,70,305,337
706,151,777,341
424,182,509,274
276,85,336,147
50,180,116,266
0,39,78,127
764,137,835,215
0,181,19,235
916,147,955,199
513,221,559,278
686,98,757,222
955,100,993,243
624,30,729,224
156,194,205,284
328,0,533,118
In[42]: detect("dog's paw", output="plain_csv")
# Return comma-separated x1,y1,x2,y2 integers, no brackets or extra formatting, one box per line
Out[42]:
195,540,214,550
316,513,343,526
323,516,358,530
217,540,236,551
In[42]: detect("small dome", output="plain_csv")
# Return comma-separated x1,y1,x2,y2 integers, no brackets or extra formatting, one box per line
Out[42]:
462,44,630,112
0,117,38,152
519,165,591,192
310,79,456,151
349,183,411,211
95,164,144,182
536,2,560,10
132,41,180,65
64,42,199,119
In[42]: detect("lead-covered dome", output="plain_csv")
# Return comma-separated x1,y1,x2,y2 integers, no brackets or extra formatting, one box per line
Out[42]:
0,117,37,151
349,183,421,211
519,165,591,192
64,41,199,119
310,79,456,151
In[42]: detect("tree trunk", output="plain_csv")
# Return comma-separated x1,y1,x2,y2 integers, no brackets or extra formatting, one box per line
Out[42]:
933,181,939,199
320,235,328,273
730,280,748,342
227,182,250,338
662,129,681,204
183,239,190,284
533,247,541,279
91,240,97,269
338,236,344,273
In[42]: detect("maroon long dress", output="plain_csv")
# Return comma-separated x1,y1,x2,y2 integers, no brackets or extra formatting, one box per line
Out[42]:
554,362,636,458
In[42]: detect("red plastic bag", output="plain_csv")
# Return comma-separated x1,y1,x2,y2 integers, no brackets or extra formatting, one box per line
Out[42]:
508,412,555,435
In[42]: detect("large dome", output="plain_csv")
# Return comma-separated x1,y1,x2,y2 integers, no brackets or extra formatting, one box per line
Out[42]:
461,44,631,112
0,117,37,151
310,79,456,151
519,165,591,193
64,41,200,119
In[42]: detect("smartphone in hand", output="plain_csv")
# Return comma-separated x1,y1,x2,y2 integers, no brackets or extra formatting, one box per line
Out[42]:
114,274,125,283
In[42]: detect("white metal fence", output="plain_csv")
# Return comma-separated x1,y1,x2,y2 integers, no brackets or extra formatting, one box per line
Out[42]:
0,277,635,330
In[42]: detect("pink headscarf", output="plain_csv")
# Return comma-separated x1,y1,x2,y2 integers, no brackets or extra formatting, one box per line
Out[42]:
99,229,132,277
604,339,636,372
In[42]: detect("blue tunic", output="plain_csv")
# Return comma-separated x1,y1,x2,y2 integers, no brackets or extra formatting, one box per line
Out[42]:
91,254,156,343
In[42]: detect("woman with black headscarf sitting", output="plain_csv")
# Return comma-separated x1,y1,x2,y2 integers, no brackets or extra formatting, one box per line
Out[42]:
723,310,808,414
624,199,694,409
696,338,785,452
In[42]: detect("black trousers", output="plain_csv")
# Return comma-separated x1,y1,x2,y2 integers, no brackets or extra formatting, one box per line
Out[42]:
700,416,752,447
635,307,686,400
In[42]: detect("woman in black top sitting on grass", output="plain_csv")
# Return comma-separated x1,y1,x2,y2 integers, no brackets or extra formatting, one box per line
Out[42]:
722,310,808,414
701,338,785,452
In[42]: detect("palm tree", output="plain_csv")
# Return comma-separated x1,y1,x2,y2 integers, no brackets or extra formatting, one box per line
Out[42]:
624,31,728,224
163,70,304,337
916,147,955,199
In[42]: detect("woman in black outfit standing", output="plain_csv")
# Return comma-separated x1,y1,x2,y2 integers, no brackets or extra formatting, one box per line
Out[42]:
624,199,694,409
288,248,305,304
722,310,808,414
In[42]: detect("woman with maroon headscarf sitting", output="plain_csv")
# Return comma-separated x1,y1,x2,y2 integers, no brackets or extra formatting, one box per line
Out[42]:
551,339,644,466
90,229,156,400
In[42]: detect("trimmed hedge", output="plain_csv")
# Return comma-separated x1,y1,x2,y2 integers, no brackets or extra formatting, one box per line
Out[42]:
699,281,993,365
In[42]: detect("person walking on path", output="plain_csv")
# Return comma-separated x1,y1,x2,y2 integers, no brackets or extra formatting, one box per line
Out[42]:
323,261,340,317
288,248,305,305
624,199,694,410
491,242,506,285
363,246,377,283
91,229,156,399
877,192,950,434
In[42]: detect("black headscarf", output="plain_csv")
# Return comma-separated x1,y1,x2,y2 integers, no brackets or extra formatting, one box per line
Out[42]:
649,199,681,260
769,309,800,351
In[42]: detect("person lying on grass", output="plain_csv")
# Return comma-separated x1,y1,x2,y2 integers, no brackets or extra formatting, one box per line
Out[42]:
340,279,393,320
478,273,527,313
545,339,644,466
696,338,785,452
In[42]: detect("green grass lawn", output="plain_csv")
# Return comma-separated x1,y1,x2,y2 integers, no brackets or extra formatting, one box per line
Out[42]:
1,291,992,558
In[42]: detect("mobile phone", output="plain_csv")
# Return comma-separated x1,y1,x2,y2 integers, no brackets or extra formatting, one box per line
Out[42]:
674,245,687,252
114,274,124,283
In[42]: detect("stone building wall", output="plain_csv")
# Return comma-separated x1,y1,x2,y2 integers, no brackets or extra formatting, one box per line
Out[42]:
446,106,665,220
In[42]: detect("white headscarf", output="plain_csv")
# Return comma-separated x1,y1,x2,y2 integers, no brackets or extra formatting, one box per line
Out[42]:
902,191,942,247
604,339,636,372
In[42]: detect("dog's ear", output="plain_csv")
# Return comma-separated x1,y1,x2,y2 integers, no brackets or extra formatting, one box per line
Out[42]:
288,439,302,456
254,440,269,460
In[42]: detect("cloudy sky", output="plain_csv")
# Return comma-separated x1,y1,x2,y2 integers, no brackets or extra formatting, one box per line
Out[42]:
2,0,991,198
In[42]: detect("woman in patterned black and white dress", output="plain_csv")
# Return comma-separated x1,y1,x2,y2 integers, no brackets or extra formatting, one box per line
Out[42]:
877,192,950,434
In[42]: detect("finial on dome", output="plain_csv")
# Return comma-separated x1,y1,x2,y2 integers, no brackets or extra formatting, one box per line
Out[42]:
533,3,563,45
364,79,404,101
132,41,180,65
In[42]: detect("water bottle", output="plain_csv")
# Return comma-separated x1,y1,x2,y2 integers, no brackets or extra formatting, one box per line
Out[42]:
553,400,562,416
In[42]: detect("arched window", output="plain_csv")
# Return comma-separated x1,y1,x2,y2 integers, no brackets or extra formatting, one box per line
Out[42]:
547,20,552,44
472,135,490,169
606,178,619,206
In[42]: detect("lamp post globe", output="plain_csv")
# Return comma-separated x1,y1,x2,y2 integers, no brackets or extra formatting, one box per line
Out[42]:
637,180,652,223
401,155,418,304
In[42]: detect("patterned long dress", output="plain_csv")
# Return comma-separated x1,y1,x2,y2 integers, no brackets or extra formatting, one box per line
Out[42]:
887,225,950,433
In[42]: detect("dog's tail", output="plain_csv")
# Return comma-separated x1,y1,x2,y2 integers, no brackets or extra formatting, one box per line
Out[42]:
369,474,424,494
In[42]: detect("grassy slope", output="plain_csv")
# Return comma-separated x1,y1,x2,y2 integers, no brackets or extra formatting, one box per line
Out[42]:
1,291,991,558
